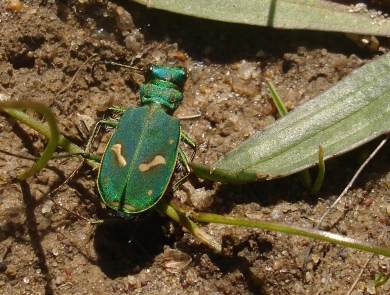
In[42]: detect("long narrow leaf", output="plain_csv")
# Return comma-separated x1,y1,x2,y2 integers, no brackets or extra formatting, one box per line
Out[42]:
192,53,390,183
134,0,390,36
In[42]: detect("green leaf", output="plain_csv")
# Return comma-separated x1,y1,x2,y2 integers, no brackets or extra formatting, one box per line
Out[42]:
192,53,390,183
134,0,390,36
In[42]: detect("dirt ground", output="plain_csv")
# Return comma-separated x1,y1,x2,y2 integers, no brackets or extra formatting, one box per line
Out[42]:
0,1,390,294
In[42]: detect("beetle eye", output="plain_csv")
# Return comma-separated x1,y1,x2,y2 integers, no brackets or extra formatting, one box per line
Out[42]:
144,64,153,76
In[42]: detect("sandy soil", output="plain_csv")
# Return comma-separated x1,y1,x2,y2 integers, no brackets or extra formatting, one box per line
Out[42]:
0,1,390,294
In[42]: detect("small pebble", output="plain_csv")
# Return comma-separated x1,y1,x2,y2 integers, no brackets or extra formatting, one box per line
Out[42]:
305,271,312,282
8,0,22,12
115,7,134,31
386,205,390,216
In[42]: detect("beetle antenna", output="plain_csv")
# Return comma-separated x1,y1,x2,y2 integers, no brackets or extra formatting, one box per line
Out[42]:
91,60,143,80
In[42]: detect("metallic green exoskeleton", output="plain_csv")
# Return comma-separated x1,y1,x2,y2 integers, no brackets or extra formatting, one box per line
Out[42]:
94,65,196,218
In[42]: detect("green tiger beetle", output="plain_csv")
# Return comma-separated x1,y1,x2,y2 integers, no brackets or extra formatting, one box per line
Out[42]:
86,63,196,219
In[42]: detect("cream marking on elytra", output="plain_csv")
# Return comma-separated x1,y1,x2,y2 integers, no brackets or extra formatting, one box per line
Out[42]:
147,189,153,197
169,139,174,145
108,200,120,207
111,143,127,167
124,204,137,211
138,155,166,172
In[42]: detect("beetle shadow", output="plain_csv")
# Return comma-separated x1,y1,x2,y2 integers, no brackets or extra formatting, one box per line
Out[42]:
93,208,271,292
92,210,174,279
174,231,272,294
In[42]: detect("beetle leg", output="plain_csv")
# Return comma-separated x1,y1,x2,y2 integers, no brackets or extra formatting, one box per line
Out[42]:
85,119,119,154
180,131,196,162
106,106,126,115
173,131,196,190
173,147,192,190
